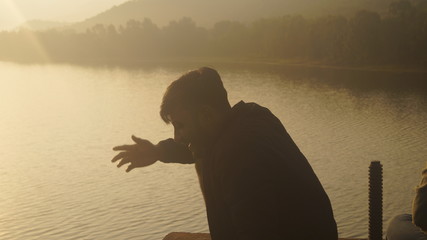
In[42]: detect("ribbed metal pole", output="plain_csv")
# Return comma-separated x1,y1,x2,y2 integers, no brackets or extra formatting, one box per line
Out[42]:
369,161,383,240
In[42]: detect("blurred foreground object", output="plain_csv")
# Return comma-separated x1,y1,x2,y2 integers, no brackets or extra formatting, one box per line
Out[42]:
163,232,211,240
163,232,366,240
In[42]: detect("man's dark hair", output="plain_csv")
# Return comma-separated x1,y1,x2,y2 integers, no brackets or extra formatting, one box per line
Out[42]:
160,67,230,123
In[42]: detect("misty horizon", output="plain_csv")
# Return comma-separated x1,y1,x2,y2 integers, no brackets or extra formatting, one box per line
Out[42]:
1,0,397,31
0,0,128,31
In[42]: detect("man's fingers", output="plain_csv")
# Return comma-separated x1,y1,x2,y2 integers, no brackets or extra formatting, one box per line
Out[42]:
111,152,127,163
126,164,135,173
112,136,153,172
117,157,131,168
132,135,150,145
113,144,136,151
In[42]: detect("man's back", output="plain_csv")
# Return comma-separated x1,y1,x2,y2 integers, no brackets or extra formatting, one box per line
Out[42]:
199,101,337,240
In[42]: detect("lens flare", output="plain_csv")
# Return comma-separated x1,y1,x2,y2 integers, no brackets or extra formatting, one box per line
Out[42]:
4,0,50,62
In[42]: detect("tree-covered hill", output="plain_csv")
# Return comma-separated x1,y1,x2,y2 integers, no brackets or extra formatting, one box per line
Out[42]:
70,0,396,31
1,0,426,68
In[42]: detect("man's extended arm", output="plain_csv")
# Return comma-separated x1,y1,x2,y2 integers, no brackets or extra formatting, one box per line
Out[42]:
413,167,427,231
157,138,195,164
112,136,194,172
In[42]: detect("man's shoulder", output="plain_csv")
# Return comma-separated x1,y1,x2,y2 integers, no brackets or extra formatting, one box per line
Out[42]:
211,100,303,168
214,102,286,160
228,101,285,140
231,101,273,117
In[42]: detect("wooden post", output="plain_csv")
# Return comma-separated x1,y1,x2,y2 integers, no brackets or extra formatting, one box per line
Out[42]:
369,161,383,240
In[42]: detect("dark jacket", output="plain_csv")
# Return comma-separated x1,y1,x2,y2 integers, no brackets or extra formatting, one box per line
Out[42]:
158,101,338,240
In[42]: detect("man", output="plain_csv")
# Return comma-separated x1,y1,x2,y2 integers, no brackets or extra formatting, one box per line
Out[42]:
112,67,337,240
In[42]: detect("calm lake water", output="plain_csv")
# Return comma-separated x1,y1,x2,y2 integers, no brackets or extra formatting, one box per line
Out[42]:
1,61,427,240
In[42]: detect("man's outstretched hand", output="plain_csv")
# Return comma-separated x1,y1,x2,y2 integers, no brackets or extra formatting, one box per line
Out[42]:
112,135,160,172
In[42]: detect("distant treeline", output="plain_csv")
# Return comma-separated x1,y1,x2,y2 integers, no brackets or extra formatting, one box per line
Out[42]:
1,0,427,66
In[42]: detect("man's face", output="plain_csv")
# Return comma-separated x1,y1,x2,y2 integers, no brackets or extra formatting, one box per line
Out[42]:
168,106,210,158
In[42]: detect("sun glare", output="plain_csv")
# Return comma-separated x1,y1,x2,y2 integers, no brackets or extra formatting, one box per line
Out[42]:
4,0,50,62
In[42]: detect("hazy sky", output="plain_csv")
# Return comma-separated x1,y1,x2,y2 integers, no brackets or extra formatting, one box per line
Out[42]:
0,0,129,30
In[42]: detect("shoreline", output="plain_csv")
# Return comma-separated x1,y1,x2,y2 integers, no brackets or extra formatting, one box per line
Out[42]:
235,58,427,74
1,57,427,74
169,57,427,74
